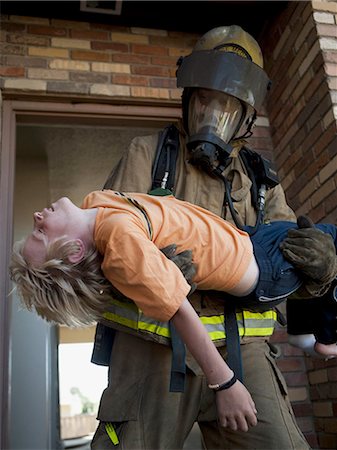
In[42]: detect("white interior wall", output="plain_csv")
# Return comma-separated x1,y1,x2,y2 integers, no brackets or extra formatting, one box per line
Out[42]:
11,123,160,449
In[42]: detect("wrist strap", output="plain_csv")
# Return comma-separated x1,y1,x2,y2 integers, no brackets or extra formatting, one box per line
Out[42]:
208,374,237,391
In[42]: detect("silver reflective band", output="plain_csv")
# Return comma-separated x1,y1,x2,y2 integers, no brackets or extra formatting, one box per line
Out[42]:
177,51,270,111
208,373,237,391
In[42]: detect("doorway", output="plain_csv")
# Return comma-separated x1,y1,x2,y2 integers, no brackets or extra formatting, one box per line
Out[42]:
2,99,180,449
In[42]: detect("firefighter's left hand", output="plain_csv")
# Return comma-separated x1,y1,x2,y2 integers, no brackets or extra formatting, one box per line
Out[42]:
160,244,197,294
280,216,337,294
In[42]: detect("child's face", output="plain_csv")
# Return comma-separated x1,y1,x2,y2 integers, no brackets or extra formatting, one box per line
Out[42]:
23,197,81,266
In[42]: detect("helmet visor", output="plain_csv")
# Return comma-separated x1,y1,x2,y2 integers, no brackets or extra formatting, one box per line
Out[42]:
188,89,244,144
177,50,270,111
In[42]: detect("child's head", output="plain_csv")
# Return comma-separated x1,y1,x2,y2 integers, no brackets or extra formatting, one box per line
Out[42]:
10,212,112,327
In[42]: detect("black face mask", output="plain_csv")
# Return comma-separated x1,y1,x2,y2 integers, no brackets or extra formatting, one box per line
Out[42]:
187,132,232,175
185,89,246,174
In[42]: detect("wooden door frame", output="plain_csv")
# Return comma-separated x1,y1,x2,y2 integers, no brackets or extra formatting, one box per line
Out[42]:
0,98,181,449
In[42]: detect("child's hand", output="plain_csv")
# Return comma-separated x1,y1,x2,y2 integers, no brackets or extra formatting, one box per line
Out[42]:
215,380,257,432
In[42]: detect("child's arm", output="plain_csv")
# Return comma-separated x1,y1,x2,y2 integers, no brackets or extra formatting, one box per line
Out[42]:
171,298,257,432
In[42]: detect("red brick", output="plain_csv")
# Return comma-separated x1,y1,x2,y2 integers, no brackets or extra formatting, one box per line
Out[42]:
270,328,288,343
312,51,325,73
287,170,312,202
285,371,309,386
5,55,47,68
328,367,337,382
132,43,168,56
132,65,170,77
292,402,314,417
333,401,337,416
0,43,25,55
71,29,109,40
27,25,67,37
71,49,110,62
112,73,148,86
325,62,337,76
150,35,196,48
310,203,327,223
324,206,337,223
296,416,315,433
0,66,24,76
47,80,89,94
283,343,306,357
248,138,273,154
318,433,337,450
112,53,149,64
301,122,324,155
90,23,127,32
151,56,180,66
306,155,329,180
69,72,109,84
324,51,337,63
150,78,176,88
91,41,128,52
276,1,299,32
7,34,49,46
313,122,336,157
325,195,337,216
316,23,337,37
277,357,305,372
0,22,25,32
303,433,318,449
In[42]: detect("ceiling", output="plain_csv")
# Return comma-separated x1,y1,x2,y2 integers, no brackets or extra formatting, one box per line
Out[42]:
1,1,289,39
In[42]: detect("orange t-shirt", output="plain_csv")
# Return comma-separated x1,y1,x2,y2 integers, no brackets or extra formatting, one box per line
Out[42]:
82,190,253,321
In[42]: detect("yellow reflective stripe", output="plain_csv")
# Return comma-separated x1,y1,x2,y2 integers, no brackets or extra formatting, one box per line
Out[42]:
244,327,275,336
243,310,277,320
105,422,119,445
103,311,138,330
138,319,171,337
242,309,277,336
103,301,278,340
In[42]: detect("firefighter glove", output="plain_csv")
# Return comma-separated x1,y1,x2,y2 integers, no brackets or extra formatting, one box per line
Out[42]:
280,215,337,296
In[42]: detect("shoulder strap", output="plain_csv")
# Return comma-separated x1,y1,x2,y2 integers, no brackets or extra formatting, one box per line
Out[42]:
151,124,180,192
239,147,279,210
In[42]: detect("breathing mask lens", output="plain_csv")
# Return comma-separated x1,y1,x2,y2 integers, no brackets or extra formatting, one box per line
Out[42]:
187,89,244,174
188,89,243,143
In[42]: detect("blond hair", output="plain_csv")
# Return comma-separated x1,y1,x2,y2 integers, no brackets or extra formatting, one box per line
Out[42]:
9,237,114,327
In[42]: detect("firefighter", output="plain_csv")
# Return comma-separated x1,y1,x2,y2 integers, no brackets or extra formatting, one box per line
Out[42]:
90,26,336,449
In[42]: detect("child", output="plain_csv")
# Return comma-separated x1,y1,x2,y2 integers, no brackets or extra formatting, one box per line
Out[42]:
10,190,337,429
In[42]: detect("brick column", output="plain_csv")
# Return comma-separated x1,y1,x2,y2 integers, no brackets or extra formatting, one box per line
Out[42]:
262,1,337,448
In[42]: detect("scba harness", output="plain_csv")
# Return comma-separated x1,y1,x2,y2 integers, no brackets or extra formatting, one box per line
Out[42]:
91,124,281,391
149,124,283,389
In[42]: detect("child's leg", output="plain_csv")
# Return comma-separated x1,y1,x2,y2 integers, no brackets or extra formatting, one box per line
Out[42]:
313,292,337,358
286,297,331,358
286,297,318,337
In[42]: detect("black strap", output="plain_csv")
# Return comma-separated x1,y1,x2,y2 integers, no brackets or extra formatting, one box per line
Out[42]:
224,298,244,382
169,321,186,392
91,322,116,367
151,124,180,192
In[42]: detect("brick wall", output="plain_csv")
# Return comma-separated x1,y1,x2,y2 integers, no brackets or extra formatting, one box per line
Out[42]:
0,14,198,101
262,1,337,449
1,3,336,449
0,13,273,147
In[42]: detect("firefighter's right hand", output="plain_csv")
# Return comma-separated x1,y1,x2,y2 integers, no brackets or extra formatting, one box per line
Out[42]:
160,244,197,293
215,380,258,432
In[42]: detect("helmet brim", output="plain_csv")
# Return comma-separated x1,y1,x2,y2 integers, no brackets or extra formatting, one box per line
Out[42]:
177,51,271,111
